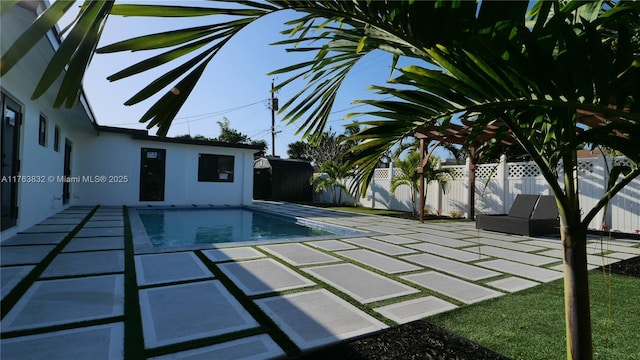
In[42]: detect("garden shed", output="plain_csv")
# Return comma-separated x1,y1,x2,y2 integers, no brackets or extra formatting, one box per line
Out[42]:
253,157,314,202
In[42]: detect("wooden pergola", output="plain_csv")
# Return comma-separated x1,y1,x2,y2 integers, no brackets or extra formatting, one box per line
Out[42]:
414,119,517,222
414,111,628,222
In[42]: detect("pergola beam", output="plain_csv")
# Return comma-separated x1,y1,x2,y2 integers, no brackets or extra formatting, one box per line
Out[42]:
412,113,614,222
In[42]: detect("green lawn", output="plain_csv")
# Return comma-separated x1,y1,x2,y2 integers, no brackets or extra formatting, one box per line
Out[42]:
428,271,640,359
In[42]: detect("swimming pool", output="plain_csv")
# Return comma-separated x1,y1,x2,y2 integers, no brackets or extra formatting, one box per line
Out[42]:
133,207,359,250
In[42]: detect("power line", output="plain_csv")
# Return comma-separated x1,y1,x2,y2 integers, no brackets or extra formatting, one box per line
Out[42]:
108,99,267,126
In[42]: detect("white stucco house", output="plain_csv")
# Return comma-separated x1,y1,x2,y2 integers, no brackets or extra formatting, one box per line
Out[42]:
1,2,261,238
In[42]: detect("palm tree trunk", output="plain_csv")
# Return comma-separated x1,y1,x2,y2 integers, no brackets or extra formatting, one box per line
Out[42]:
561,224,593,360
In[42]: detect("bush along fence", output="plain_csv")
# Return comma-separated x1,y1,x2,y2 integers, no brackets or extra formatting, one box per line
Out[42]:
313,155,639,234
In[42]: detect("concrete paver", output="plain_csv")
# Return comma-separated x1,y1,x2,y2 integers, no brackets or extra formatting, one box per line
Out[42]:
305,239,358,251
342,237,416,255
202,247,266,262
1,233,67,245
458,230,526,241
1,275,124,332
536,249,620,266
411,228,471,239
371,235,419,245
63,237,124,252
401,253,501,281
41,250,124,278
135,252,213,286
487,277,540,293
0,245,56,265
47,213,87,218
402,272,503,304
466,237,546,252
0,323,124,360
1,265,34,300
38,217,84,225
519,240,562,249
303,263,419,303
465,245,557,266
90,215,124,221
406,242,488,262
75,227,124,238
400,233,476,248
84,220,125,228
149,334,285,360
20,224,78,233
2,202,635,360
374,296,458,324
477,259,563,282
353,225,414,235
337,249,421,274
605,252,640,260
259,243,340,266
587,243,640,255
139,280,259,349
255,289,387,351
218,258,316,296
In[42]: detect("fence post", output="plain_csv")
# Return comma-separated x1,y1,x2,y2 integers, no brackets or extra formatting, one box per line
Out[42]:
464,157,471,218
434,160,442,215
498,154,508,213
595,153,612,230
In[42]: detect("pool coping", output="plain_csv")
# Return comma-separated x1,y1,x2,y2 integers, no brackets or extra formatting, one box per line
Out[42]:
129,205,379,254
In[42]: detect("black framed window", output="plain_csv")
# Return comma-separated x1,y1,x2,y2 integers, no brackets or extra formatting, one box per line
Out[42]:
198,154,234,182
53,125,60,152
38,114,47,147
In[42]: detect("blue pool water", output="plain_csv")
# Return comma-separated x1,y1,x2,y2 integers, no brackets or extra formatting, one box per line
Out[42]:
137,208,352,247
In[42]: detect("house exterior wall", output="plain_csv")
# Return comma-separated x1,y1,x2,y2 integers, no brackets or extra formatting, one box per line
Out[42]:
1,3,96,237
1,3,256,239
73,132,255,207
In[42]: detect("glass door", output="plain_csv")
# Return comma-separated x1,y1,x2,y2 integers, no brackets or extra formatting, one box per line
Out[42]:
1,93,22,231
139,148,166,201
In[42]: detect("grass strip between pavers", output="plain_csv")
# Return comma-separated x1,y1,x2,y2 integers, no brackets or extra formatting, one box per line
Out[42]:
193,250,302,358
0,206,99,321
122,206,146,360
292,241,469,310
123,208,276,359
249,243,410,330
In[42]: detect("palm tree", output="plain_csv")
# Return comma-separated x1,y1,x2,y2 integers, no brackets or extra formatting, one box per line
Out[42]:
3,2,639,359
286,141,311,161
310,160,350,205
390,152,452,215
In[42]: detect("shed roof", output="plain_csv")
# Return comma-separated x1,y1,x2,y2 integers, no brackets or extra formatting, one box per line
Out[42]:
254,157,314,170
96,125,262,150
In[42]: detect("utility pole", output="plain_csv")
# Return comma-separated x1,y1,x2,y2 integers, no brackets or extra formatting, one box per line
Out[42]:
270,79,278,157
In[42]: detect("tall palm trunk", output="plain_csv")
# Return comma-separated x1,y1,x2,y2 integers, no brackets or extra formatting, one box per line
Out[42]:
561,221,593,360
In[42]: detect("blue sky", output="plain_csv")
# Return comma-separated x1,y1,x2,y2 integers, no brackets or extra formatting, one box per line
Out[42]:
63,2,400,157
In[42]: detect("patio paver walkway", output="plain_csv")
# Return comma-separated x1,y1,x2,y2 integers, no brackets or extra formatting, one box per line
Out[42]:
255,289,387,351
303,263,419,303
1,202,638,359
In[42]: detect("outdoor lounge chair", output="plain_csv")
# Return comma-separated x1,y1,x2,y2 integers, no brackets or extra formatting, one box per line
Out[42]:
475,194,559,236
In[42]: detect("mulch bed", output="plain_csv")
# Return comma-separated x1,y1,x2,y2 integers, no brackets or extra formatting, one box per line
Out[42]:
295,256,640,360
294,321,509,360
599,255,640,278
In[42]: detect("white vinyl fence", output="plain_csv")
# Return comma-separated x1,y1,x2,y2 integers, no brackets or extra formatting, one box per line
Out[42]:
313,155,640,234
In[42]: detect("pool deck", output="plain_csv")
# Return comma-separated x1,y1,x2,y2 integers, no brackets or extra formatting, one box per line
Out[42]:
1,202,639,359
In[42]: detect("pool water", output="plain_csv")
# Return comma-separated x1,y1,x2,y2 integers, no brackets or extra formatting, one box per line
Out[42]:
137,208,347,247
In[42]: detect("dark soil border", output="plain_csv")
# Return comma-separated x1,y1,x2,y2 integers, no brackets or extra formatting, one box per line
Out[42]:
598,255,640,278
294,321,510,360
